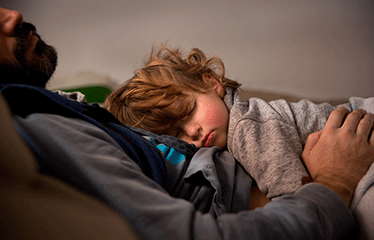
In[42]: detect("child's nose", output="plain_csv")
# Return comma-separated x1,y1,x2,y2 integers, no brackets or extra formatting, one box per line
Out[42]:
0,8,23,36
184,123,202,141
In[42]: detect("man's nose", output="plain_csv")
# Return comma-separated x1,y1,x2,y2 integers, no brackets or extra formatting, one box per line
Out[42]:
1,8,23,36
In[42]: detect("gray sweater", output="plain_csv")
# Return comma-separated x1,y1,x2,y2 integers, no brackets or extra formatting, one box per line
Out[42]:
224,88,373,200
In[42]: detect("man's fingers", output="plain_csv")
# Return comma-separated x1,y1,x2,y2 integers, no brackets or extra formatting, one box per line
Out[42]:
369,116,374,145
342,109,367,132
304,130,322,152
302,130,323,170
356,113,374,139
325,107,349,129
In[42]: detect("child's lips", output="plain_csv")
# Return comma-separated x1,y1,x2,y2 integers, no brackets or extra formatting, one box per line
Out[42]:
203,131,215,147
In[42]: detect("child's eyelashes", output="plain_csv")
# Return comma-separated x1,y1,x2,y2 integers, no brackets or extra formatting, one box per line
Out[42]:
169,126,185,139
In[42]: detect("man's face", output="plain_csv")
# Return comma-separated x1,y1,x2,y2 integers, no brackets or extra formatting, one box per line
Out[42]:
0,7,57,87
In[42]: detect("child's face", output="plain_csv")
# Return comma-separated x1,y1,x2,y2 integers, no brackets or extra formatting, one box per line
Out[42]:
174,90,229,148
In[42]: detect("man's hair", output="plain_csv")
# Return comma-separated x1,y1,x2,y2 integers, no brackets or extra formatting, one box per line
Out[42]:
104,44,240,135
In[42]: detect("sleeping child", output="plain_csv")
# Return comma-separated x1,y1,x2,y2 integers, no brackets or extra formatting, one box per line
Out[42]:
104,44,374,200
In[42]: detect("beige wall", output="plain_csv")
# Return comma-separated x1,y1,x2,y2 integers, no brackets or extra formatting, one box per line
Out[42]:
4,0,374,100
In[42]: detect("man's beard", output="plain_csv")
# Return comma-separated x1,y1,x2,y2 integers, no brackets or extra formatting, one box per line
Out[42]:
0,22,58,88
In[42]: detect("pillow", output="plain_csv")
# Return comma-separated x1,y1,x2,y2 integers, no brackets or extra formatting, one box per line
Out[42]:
47,71,117,104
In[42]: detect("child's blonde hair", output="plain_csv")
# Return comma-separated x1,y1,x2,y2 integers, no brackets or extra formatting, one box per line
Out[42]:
104,44,241,135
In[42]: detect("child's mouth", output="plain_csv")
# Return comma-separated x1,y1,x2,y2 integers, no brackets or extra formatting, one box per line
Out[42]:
203,131,215,147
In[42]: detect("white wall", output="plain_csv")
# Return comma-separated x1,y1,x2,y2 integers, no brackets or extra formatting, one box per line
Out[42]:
3,0,374,100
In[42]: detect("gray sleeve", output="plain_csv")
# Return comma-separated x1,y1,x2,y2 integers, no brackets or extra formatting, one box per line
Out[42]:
286,100,348,144
228,98,340,199
14,113,354,240
287,97,374,145
228,98,352,199
349,97,374,114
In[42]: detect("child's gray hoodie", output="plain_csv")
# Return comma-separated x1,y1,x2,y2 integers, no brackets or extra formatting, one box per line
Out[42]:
224,87,374,203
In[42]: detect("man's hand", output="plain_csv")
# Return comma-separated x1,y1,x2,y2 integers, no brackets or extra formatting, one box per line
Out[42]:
302,108,374,206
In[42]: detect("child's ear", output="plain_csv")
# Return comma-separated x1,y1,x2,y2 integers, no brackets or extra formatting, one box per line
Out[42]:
202,73,224,97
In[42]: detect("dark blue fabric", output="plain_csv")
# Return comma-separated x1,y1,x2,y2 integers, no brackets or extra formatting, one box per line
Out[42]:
0,84,167,187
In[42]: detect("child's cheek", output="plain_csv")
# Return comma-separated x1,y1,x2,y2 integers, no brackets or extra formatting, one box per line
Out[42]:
215,135,228,148
202,102,228,126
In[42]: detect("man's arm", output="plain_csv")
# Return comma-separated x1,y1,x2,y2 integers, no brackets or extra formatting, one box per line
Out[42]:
302,108,374,206
14,113,356,239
